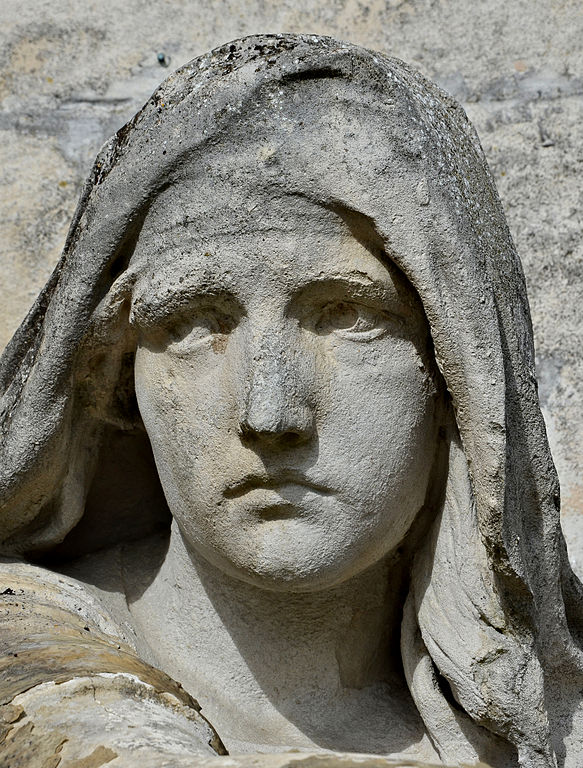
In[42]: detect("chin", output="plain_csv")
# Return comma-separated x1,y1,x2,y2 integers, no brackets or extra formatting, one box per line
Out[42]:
204,544,369,594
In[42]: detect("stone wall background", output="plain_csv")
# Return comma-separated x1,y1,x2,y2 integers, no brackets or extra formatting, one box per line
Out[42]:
1,0,582,572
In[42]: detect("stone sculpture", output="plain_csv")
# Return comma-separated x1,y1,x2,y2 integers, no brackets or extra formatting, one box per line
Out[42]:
0,34,581,768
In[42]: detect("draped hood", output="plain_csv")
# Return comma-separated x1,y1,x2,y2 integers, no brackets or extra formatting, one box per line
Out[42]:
1,34,581,767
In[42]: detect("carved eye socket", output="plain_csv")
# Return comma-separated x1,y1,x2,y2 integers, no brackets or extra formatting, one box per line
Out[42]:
166,307,237,352
315,301,393,341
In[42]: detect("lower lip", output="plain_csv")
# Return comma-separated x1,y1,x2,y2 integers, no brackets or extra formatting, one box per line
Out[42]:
231,485,318,518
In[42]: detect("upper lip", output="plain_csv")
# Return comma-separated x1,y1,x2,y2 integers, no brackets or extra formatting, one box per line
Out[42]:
224,470,331,498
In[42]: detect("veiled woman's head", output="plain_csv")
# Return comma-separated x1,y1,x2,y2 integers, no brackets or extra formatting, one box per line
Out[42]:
130,184,442,592
0,33,525,566
1,34,581,767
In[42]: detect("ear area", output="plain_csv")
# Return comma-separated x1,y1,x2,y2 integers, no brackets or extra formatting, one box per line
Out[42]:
405,428,555,767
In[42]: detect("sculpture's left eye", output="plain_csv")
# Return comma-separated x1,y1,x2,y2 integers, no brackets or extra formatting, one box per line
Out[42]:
315,301,393,341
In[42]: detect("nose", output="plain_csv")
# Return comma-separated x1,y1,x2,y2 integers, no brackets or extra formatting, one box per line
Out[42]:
238,330,315,447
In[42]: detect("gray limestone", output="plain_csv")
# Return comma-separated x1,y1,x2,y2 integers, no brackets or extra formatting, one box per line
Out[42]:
0,2,582,586
0,35,582,767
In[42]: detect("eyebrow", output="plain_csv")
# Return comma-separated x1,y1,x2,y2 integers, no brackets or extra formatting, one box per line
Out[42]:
130,267,414,331
130,271,237,329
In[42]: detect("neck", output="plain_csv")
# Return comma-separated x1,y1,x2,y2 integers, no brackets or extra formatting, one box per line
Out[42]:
128,521,412,751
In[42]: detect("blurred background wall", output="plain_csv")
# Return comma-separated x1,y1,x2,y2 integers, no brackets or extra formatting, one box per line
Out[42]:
1,0,582,572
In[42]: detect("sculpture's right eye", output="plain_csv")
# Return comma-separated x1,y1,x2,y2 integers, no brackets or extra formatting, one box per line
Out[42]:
163,306,238,353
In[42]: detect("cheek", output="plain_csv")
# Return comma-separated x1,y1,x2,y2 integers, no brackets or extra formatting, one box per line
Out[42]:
135,346,227,432
134,348,232,501
318,337,437,508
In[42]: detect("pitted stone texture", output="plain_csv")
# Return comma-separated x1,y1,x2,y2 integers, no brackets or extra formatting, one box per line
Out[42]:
0,35,581,766
1,0,582,575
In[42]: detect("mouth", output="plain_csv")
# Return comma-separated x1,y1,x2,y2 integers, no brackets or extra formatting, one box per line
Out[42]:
224,471,331,499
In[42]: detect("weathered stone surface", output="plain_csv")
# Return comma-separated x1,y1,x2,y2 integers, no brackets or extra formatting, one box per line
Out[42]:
0,34,582,766
151,756,489,768
1,0,582,579
0,560,226,765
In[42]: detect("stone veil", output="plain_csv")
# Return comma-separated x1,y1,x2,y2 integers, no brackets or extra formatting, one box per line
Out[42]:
0,34,581,768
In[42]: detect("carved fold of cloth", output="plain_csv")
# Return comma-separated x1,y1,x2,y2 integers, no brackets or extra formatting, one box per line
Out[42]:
0,559,226,766
0,559,488,768
1,32,582,768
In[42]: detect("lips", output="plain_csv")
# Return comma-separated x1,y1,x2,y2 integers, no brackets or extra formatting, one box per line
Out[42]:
224,471,331,499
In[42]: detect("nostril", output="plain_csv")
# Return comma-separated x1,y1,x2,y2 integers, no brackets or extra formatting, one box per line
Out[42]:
238,424,310,447
280,430,305,448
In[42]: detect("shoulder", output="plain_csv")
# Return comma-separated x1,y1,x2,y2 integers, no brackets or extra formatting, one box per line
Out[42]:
60,532,170,661
0,555,131,645
0,553,226,763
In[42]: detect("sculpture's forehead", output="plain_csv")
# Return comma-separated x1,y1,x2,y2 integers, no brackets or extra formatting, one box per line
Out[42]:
129,187,424,325
132,188,402,295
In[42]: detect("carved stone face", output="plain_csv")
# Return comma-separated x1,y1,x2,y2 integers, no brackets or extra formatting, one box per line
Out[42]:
131,189,441,592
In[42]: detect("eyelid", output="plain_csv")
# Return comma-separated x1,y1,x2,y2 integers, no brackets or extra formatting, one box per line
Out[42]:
292,277,409,316
165,307,238,354
313,300,397,341
291,279,410,334
130,288,242,331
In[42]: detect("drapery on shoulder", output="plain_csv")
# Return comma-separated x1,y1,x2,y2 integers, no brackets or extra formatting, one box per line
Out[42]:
0,558,226,764
0,33,582,767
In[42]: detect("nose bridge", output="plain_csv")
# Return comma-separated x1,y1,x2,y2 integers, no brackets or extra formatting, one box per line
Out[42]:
240,322,314,441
